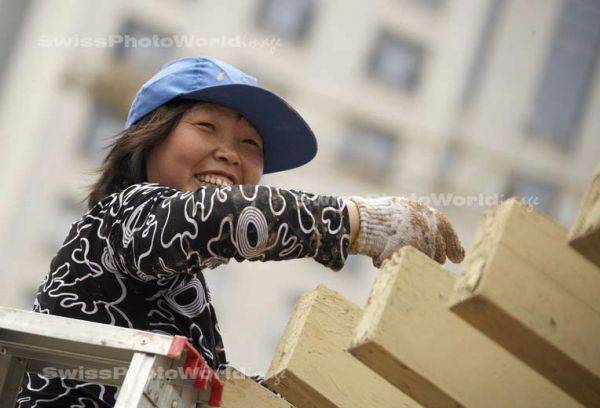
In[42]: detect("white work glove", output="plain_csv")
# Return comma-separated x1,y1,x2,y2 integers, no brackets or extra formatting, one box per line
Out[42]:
345,196,465,268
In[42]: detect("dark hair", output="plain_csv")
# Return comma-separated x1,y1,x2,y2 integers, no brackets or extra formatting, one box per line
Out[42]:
86,98,200,209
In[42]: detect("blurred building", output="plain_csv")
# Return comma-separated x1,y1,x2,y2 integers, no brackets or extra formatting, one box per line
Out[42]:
0,0,598,374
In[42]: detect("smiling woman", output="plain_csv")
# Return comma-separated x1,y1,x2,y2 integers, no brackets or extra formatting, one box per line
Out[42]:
17,55,464,407
145,102,265,191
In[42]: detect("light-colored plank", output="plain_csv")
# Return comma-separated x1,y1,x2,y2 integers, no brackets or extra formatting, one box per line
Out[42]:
349,246,581,408
220,367,295,407
264,285,419,408
454,198,600,315
568,163,600,267
450,199,600,406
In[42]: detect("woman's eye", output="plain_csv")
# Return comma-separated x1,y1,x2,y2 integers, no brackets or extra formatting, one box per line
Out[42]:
195,122,216,131
244,139,261,148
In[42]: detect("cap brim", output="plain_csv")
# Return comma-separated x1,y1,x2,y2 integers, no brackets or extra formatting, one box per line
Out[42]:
182,84,317,174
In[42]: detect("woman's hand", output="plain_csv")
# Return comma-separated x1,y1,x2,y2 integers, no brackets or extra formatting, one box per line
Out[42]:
345,196,465,268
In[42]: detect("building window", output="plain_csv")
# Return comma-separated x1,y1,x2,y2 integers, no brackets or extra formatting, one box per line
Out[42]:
336,123,398,181
256,0,316,43
367,30,426,92
527,0,600,149
415,0,446,9
436,139,460,187
461,0,506,107
0,0,33,91
113,19,173,73
505,174,557,216
81,102,123,160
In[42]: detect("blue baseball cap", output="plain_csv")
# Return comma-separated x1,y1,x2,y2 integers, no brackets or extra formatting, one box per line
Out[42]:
125,55,318,174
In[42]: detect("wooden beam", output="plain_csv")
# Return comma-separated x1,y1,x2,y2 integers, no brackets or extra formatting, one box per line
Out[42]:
349,246,580,408
220,367,295,407
457,197,600,315
263,285,418,408
568,163,600,267
449,198,600,406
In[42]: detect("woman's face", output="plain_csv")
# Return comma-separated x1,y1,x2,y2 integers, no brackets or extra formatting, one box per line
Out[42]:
146,102,264,191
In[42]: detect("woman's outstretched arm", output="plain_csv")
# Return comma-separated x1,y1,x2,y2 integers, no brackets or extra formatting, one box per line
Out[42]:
97,182,354,281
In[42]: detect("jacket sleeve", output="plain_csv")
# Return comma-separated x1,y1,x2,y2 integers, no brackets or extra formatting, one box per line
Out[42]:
99,183,351,281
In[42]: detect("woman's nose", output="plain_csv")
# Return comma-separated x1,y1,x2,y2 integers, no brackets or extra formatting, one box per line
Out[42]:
214,142,241,166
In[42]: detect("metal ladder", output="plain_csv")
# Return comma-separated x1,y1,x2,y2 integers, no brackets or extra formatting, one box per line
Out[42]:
0,307,224,407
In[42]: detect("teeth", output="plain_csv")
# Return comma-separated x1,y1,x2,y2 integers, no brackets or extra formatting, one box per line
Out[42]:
196,174,233,186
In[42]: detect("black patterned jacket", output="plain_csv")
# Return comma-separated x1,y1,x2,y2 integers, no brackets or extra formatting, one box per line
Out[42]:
17,182,351,407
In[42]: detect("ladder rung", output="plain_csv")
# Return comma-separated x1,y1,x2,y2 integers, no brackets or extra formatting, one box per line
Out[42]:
0,307,173,359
